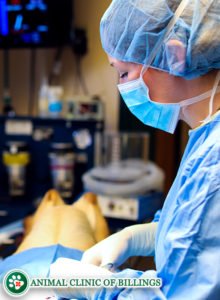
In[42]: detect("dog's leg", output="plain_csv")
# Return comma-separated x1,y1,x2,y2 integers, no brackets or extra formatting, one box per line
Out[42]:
23,189,64,235
73,193,109,242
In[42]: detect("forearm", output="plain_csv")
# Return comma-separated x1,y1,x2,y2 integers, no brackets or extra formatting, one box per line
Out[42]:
124,222,158,257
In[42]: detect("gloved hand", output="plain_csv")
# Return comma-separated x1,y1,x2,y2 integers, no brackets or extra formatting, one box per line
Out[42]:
49,257,113,300
81,222,158,269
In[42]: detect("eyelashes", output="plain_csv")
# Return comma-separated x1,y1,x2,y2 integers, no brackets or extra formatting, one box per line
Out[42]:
120,72,128,79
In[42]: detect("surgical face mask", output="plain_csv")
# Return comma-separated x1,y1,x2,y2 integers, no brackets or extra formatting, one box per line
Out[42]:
118,75,220,134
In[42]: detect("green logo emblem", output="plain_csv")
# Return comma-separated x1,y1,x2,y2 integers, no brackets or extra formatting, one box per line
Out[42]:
3,269,30,297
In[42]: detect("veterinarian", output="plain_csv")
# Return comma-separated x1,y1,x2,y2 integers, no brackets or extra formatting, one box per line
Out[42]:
51,0,220,299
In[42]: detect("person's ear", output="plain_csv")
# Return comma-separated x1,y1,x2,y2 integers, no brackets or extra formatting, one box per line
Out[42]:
165,40,186,74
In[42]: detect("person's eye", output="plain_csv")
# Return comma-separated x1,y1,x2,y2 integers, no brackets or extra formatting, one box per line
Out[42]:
120,72,128,79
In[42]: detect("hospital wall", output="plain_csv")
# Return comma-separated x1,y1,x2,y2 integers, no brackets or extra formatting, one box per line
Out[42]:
0,0,119,132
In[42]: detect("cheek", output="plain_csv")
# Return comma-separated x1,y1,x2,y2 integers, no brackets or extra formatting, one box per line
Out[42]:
120,68,142,84
131,65,142,79
143,72,182,103
142,70,170,103
128,70,141,81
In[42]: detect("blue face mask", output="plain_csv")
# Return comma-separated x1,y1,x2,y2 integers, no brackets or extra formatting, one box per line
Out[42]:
118,76,180,134
118,74,220,134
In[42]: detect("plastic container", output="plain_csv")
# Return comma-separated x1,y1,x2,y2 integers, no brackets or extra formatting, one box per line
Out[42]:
3,142,30,196
48,86,63,118
49,143,75,198
104,132,150,165
38,80,49,117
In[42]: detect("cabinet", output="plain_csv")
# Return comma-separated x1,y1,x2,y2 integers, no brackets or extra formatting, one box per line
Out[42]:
0,116,103,226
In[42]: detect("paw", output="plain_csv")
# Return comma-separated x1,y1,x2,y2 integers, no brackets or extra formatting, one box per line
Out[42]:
8,275,24,290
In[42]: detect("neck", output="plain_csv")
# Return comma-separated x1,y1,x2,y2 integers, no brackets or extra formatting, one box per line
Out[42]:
180,93,220,128
178,70,220,129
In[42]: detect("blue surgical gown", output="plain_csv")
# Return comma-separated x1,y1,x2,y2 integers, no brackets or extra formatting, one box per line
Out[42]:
96,111,220,299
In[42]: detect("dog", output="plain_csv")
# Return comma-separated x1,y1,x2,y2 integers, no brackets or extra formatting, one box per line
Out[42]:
15,189,109,254
0,191,109,300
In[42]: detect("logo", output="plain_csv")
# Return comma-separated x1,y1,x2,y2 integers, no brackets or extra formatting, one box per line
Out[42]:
3,269,30,297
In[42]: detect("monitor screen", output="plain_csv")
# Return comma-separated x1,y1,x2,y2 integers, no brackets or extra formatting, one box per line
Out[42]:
0,0,72,48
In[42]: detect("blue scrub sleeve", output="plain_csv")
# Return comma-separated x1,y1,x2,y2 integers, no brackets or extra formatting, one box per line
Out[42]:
95,269,167,300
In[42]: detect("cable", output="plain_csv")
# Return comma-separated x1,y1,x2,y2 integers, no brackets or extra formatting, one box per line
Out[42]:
48,47,64,86
3,49,15,116
3,50,9,90
70,27,89,95
75,54,89,95
28,49,36,116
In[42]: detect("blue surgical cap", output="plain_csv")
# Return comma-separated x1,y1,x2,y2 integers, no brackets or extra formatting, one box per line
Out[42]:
100,0,220,79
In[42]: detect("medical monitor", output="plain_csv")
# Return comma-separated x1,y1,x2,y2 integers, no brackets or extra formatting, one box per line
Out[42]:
0,0,72,48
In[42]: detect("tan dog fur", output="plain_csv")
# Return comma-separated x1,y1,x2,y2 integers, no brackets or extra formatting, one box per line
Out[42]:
15,190,109,254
